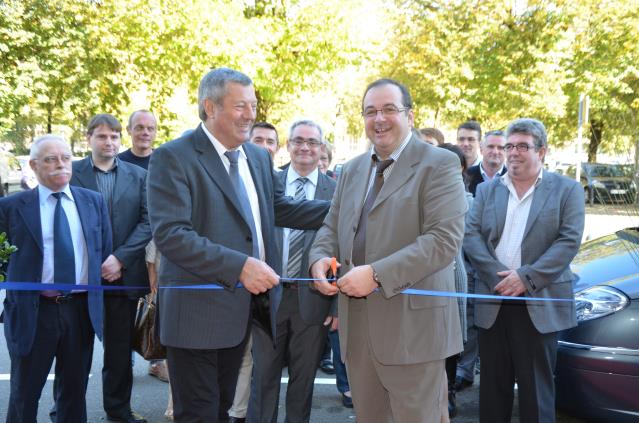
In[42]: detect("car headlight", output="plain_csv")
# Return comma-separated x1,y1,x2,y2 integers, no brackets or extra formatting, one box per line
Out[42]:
575,285,629,322
592,179,606,189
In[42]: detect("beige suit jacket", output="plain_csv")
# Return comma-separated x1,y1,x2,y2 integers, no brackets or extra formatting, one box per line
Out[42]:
309,136,467,365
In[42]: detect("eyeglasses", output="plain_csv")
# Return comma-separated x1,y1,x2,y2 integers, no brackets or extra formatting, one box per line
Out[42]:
362,105,410,119
289,137,322,147
503,143,538,152
36,155,72,164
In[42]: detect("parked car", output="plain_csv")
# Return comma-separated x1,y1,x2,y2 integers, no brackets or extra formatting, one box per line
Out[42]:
556,228,639,422
565,163,637,205
0,151,24,195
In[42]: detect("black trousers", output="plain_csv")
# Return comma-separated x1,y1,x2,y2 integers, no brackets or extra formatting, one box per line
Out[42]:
102,296,138,418
7,295,94,423
166,328,249,423
478,301,559,423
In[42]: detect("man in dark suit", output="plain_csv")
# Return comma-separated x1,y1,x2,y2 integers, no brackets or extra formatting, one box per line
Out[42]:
146,67,329,423
1,135,111,423
455,129,507,394
465,129,507,196
464,118,585,422
248,120,336,423
310,79,467,422
71,114,152,423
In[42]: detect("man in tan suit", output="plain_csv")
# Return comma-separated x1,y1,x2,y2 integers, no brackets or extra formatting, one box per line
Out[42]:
309,79,467,422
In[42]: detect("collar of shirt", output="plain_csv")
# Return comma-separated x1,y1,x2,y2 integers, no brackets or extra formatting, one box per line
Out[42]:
38,184,74,206
500,168,543,202
286,166,318,189
369,130,412,162
201,123,248,171
90,156,119,173
470,155,482,168
480,162,506,182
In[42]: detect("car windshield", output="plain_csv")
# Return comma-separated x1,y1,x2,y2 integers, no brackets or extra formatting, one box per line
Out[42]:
585,164,625,178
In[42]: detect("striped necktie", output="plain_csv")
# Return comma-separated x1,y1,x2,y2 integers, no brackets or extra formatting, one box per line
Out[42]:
286,177,309,278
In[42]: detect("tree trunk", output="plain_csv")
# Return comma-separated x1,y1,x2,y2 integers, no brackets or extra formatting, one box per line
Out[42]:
588,119,603,163
47,106,53,134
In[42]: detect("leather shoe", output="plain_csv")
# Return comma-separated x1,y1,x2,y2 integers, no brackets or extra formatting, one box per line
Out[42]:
341,393,353,408
453,376,473,391
229,418,246,423
106,411,147,423
319,358,335,375
148,360,169,382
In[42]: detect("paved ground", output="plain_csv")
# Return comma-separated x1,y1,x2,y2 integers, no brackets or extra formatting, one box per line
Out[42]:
1,203,635,422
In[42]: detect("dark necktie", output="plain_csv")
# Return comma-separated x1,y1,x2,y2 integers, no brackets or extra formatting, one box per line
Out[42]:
224,150,259,258
286,177,309,278
352,157,394,266
52,192,76,288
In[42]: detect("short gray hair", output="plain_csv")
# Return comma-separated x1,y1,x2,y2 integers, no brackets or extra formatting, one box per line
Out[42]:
288,119,324,143
30,134,69,159
197,68,253,122
506,118,547,149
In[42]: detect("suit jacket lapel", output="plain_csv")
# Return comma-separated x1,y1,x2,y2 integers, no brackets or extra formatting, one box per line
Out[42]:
17,188,43,252
350,154,374,221
70,186,98,286
523,171,552,240
193,128,252,228
73,157,99,191
370,137,419,213
494,181,509,243
111,161,132,209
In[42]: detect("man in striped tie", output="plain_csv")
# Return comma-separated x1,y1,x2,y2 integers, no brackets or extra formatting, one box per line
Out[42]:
248,120,337,423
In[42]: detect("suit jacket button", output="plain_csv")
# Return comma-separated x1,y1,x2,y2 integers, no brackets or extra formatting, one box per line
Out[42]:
246,236,252,242
352,226,357,232
345,259,351,265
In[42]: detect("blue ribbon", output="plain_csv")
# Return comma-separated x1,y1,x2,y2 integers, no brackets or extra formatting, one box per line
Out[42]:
0,280,573,302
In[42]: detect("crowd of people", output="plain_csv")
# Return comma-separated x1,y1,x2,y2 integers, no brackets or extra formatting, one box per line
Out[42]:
0,67,585,423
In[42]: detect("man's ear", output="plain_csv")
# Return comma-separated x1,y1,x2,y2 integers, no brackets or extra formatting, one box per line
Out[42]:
203,98,217,120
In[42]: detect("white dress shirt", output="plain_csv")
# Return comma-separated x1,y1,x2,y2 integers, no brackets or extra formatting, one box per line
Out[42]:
495,171,543,270
480,162,505,182
202,124,265,261
38,184,89,286
281,167,319,278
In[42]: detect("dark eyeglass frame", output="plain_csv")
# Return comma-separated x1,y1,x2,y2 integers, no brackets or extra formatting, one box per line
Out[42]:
503,143,539,153
361,105,410,119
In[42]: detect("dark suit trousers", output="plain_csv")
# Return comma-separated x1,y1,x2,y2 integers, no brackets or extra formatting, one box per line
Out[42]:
248,288,327,423
478,301,559,423
7,295,94,423
166,326,249,423
102,295,138,417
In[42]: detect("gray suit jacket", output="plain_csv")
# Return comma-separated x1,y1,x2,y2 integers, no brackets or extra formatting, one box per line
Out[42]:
147,126,329,350
71,157,151,296
309,136,467,365
463,170,585,333
275,168,337,324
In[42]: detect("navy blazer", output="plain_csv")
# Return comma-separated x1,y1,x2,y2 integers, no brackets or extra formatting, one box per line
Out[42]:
71,157,151,296
0,186,112,357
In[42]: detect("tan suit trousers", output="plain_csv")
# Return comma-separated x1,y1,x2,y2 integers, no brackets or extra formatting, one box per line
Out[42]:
346,298,449,423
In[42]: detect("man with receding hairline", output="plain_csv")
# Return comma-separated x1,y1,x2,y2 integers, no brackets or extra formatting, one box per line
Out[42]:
310,78,466,422
119,110,157,170
1,135,112,423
